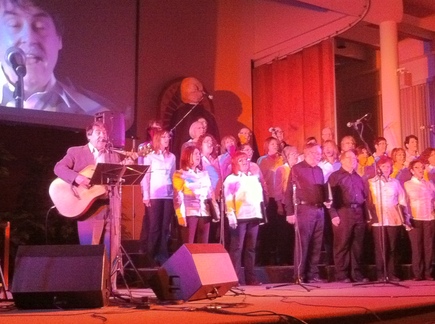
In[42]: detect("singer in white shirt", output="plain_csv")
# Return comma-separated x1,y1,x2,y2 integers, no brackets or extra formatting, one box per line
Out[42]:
224,151,264,285
368,156,410,281
139,129,175,266
173,146,219,244
404,159,435,281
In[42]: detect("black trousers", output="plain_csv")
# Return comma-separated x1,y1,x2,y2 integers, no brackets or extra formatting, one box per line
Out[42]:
372,225,401,279
229,221,259,284
332,207,366,281
294,205,324,281
408,219,435,279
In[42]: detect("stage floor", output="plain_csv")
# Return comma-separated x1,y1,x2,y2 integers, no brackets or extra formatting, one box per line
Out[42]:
2,280,435,323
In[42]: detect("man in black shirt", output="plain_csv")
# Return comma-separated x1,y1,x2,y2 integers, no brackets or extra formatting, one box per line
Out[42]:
169,77,220,164
285,143,328,283
328,150,369,283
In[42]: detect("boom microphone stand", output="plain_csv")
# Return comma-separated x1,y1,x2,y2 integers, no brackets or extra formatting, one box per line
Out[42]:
350,119,372,156
266,182,319,292
169,100,202,137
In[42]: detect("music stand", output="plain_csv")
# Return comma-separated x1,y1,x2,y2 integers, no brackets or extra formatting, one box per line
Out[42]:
90,163,149,294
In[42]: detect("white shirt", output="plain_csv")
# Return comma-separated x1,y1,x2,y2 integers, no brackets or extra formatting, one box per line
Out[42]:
369,177,407,226
404,176,435,221
224,172,264,224
173,168,216,219
140,150,176,200
404,150,418,168
88,142,106,163
318,159,341,182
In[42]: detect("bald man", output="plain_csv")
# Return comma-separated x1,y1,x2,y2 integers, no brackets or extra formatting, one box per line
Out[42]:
169,77,220,165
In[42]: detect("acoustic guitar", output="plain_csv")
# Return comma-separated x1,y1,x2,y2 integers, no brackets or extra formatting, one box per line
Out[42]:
49,165,107,218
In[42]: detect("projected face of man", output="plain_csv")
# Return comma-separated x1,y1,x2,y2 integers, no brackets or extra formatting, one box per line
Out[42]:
0,0,63,94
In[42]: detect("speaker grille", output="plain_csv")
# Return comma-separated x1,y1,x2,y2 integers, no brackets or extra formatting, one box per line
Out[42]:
150,244,238,301
11,245,109,309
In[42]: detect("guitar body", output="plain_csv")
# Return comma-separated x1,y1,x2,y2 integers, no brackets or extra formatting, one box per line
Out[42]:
49,165,107,219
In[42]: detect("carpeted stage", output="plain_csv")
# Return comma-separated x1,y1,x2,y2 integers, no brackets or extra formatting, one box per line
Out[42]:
1,280,435,324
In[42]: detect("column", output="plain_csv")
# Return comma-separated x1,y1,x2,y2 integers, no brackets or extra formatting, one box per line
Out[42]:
379,20,401,150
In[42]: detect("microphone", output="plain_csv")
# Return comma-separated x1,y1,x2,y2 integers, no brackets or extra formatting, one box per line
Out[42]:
376,167,388,181
420,125,435,131
376,167,382,176
269,127,276,133
104,140,113,151
346,113,369,128
202,91,213,100
5,47,26,77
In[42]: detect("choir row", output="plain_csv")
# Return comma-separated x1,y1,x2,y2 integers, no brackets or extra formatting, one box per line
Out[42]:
137,119,434,285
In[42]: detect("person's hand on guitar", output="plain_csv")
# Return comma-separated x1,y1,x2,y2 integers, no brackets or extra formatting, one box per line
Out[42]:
121,155,137,165
112,149,139,165
75,174,91,188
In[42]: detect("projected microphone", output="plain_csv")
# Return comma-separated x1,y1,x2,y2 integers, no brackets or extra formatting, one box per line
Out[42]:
202,91,213,100
346,113,369,128
5,47,26,77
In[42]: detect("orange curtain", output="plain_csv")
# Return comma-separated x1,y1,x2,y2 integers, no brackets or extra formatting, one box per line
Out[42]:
252,39,335,153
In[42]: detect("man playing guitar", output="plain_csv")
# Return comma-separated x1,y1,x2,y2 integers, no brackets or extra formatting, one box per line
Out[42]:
52,121,133,290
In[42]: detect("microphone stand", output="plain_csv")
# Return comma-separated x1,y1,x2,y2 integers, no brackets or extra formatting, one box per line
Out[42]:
266,182,319,292
14,75,25,109
354,169,407,288
351,122,372,156
131,137,137,238
169,99,203,137
216,155,226,247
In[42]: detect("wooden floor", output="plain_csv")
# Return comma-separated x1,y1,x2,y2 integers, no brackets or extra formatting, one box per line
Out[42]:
2,280,435,324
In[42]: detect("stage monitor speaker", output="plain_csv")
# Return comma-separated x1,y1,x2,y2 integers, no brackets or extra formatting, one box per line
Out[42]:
150,243,238,301
94,111,125,148
11,245,109,309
